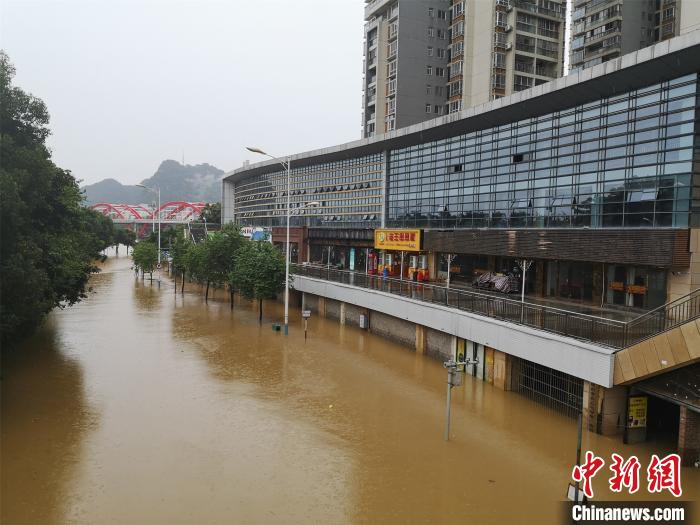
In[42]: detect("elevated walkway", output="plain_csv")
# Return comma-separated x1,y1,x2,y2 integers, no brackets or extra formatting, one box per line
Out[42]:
292,265,700,388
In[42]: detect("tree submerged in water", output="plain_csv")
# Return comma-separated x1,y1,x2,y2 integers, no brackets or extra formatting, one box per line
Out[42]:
229,240,286,323
0,51,116,347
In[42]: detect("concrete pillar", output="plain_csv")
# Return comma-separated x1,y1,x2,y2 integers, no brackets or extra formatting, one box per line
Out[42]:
592,263,605,306
484,346,495,384
493,350,514,391
667,228,700,303
340,302,346,325
415,324,427,355
535,260,545,296
583,383,627,436
678,406,700,467
318,296,326,318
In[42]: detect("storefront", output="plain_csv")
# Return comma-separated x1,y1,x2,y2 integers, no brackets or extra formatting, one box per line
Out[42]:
307,228,375,272
545,260,596,302
271,227,307,264
606,265,667,309
374,228,428,280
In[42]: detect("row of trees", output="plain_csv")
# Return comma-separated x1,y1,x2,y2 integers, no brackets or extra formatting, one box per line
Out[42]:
0,51,127,347
137,226,286,322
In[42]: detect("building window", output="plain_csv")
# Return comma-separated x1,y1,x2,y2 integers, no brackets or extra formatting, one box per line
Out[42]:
437,9,447,20
437,48,446,59
427,65,433,75
427,46,434,56
426,84,432,95
437,28,447,39
427,27,435,38
425,103,432,113
435,85,444,96
428,7,434,17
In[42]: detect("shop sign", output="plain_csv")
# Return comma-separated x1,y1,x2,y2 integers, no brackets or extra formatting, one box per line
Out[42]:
627,396,647,428
609,281,625,291
627,284,647,295
374,229,422,251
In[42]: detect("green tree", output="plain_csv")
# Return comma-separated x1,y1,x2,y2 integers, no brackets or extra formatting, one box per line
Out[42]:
132,241,158,280
202,223,242,302
229,240,286,323
0,51,115,347
200,202,221,224
113,226,136,255
170,234,190,294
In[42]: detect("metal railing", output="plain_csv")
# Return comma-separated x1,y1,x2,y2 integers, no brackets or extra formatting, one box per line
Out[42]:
292,264,700,350
623,288,700,347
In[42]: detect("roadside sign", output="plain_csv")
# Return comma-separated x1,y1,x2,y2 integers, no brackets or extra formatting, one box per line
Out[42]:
302,310,311,318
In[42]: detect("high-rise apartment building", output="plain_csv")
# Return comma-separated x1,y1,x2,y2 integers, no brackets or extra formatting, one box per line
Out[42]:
361,0,567,136
447,0,566,113
362,0,451,138
570,0,700,72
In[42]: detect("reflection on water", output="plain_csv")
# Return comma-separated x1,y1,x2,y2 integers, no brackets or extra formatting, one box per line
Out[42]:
1,311,97,525
1,251,697,524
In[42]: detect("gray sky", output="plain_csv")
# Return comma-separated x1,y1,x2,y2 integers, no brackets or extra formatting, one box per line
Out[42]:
1,0,365,185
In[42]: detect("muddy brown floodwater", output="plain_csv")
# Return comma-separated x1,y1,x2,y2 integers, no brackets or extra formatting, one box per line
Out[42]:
2,252,698,524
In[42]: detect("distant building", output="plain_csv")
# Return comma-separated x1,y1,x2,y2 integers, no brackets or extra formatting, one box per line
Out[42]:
447,0,567,113
362,0,451,138
570,0,700,72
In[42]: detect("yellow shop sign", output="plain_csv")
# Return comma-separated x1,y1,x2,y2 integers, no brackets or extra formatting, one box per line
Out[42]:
374,229,422,251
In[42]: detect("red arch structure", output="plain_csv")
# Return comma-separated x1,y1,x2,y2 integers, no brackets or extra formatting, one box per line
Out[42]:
90,201,206,221
156,201,205,221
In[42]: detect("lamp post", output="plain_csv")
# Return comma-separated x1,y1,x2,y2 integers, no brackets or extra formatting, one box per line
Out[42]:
246,147,318,336
137,184,161,284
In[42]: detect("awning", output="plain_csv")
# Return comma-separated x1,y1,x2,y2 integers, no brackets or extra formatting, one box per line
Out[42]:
633,363,700,413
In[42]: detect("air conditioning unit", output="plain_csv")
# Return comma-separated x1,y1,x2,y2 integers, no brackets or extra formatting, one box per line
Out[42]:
505,42,512,50
505,24,512,33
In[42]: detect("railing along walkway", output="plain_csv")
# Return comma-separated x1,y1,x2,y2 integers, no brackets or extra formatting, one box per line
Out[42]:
292,264,700,350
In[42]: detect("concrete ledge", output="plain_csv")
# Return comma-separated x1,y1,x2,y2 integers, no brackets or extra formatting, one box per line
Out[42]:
294,275,616,387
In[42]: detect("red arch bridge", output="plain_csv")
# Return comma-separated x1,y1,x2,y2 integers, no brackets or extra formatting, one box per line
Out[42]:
90,201,207,237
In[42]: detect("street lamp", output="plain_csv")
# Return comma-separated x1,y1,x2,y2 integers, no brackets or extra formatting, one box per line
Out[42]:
246,146,298,336
137,184,161,284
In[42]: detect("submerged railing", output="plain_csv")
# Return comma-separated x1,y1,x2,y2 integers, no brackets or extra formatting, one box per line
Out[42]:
291,264,700,350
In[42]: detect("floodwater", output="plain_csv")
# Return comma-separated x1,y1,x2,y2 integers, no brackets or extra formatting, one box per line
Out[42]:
2,252,697,524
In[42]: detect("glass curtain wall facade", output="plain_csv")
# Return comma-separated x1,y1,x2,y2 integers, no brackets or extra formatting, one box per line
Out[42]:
388,73,697,229
234,154,384,228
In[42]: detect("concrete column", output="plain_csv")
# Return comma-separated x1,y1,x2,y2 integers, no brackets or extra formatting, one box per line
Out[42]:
493,350,513,391
667,228,700,303
318,296,326,318
340,302,346,325
678,406,700,467
484,346,495,384
415,324,427,355
583,383,627,436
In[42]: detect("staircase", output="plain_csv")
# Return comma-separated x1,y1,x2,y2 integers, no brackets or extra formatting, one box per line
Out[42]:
614,288,700,384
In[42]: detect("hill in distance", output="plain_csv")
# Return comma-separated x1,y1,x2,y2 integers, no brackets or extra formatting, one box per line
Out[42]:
82,160,224,205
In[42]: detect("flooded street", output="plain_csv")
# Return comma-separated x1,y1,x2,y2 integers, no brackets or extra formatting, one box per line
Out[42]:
2,253,698,524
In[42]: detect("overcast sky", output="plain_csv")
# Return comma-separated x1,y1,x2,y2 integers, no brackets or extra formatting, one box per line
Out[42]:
1,0,365,185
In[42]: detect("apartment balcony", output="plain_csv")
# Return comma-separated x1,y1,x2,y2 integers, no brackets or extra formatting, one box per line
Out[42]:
514,0,564,19
514,61,534,74
516,41,536,53
583,25,621,46
584,35,621,59
535,45,559,59
583,8,621,30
